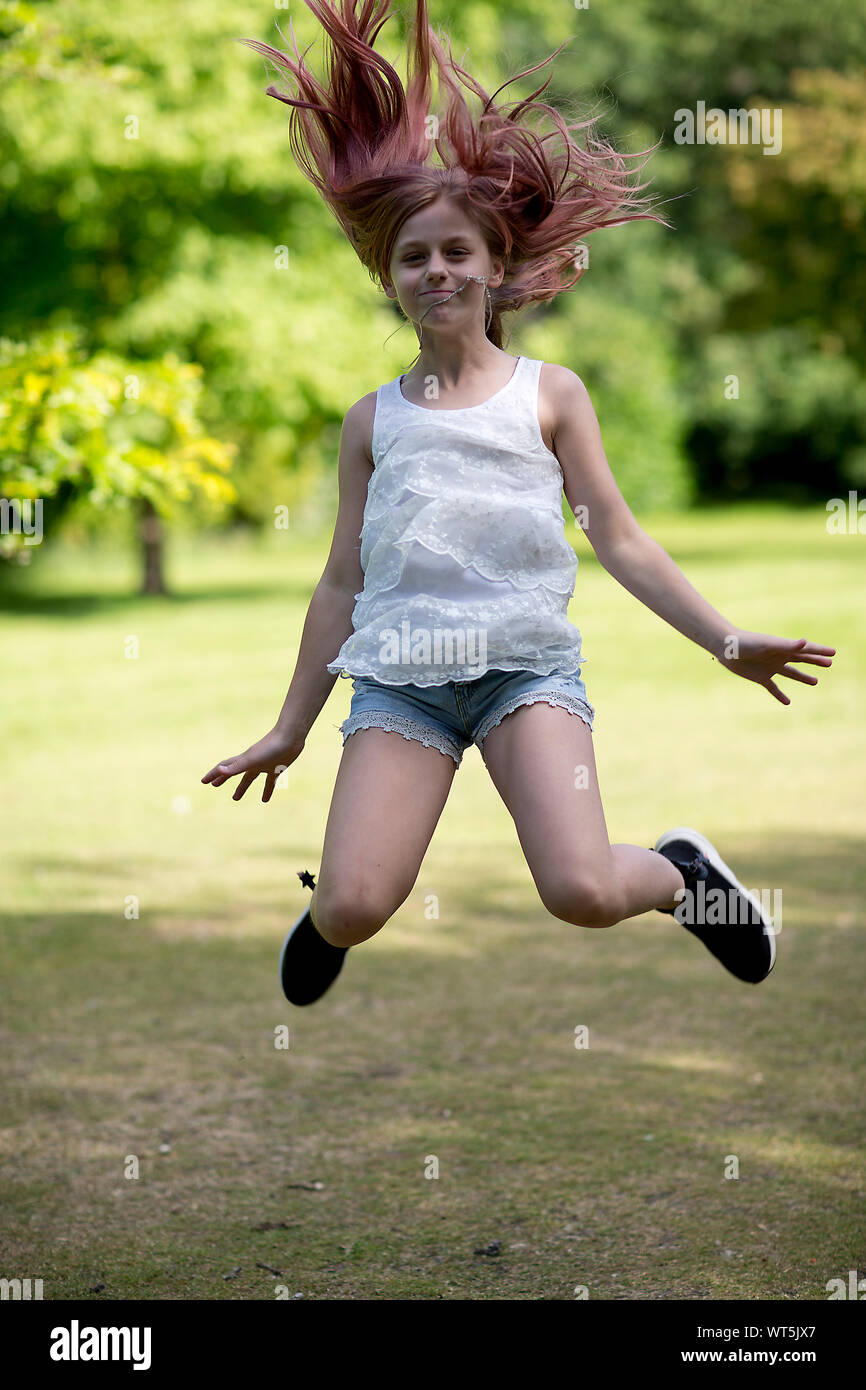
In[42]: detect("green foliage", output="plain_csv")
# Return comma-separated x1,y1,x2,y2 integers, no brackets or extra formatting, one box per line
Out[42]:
688,329,866,499
0,0,864,552
0,327,236,562
522,272,692,513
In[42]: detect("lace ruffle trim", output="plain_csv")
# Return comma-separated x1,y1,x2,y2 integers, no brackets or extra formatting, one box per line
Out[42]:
359,484,576,597
350,584,580,641
475,690,595,747
340,710,463,765
328,652,586,686
362,536,577,598
362,469,563,526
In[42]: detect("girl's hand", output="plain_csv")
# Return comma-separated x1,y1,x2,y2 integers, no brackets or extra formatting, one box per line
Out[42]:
201,727,306,803
718,630,836,705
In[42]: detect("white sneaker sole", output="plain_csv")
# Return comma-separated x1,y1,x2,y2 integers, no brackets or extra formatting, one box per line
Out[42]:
654,825,776,975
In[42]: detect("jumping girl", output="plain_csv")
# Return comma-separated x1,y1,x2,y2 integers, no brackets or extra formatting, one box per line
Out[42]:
202,0,834,1005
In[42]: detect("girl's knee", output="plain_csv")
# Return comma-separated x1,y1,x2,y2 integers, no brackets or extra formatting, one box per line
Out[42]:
312,888,396,947
540,874,623,929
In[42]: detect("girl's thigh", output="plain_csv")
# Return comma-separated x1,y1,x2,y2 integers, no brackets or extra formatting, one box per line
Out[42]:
481,701,615,913
316,726,457,920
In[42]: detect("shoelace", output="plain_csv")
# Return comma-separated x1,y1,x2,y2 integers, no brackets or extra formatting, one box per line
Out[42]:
677,852,710,886
651,848,710,885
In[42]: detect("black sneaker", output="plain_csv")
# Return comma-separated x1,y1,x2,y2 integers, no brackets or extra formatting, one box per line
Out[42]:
279,870,347,1005
652,827,776,984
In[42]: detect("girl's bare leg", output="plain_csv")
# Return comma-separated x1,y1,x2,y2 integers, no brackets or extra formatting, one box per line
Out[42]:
481,703,685,928
310,727,458,947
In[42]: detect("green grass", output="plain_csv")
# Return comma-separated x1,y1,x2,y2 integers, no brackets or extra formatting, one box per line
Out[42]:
2,503,864,1300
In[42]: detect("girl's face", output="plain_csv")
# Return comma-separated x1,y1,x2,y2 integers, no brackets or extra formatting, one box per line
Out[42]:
385,199,503,332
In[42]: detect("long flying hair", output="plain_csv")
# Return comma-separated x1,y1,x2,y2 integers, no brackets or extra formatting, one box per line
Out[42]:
236,0,671,351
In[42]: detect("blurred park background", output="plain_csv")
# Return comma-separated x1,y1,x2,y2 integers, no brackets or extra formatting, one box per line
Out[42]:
2,0,864,1300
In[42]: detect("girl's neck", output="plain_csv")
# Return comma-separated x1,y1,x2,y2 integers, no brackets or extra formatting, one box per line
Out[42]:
405,345,512,391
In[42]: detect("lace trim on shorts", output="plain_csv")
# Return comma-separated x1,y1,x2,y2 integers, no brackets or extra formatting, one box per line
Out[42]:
341,710,463,767
475,690,595,751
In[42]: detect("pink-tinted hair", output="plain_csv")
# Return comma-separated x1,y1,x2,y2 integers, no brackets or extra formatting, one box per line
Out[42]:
236,0,671,349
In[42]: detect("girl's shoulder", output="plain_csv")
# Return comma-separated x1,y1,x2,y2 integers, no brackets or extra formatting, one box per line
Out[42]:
538,361,590,416
343,389,379,468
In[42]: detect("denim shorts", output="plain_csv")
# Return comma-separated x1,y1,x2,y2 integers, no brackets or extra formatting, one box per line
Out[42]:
338,665,595,768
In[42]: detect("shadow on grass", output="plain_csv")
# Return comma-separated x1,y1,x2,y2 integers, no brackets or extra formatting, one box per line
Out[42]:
3,827,863,1300
0,581,318,618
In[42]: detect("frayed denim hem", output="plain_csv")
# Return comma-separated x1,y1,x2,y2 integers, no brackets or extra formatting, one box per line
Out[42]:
476,690,595,759
341,710,464,767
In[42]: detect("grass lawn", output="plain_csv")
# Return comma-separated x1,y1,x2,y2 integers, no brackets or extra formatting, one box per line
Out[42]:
1,503,863,1300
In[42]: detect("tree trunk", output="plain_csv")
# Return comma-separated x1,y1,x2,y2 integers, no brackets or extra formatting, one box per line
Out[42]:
139,496,168,596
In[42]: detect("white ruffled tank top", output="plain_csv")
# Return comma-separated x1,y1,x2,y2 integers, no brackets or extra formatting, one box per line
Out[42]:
326,354,586,687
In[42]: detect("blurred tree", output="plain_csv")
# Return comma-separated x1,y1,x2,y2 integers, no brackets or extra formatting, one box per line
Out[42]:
0,0,863,537
0,328,236,592
681,65,866,498
585,2,866,500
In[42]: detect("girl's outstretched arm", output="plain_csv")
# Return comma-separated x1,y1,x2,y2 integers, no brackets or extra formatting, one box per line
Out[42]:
201,396,374,799
548,366,836,705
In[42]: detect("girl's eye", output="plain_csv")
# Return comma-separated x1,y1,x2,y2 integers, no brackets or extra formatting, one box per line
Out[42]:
405,250,468,261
